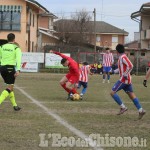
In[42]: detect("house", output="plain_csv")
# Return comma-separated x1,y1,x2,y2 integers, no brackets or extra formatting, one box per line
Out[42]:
0,0,59,52
54,19,128,50
124,40,139,49
131,2,150,50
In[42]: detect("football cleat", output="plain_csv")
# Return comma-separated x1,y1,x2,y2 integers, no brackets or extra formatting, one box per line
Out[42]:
13,106,21,111
80,95,83,100
138,110,146,120
117,107,128,115
67,93,73,100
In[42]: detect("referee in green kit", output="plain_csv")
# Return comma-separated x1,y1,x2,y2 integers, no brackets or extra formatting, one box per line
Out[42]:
0,33,22,111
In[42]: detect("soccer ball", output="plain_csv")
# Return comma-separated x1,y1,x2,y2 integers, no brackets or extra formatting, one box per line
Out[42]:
72,93,80,101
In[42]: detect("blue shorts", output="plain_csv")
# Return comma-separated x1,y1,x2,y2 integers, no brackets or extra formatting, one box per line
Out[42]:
78,81,88,88
103,66,111,73
112,80,133,93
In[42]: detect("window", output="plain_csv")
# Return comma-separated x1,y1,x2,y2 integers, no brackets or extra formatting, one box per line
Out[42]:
130,52,134,56
141,52,145,56
29,12,32,26
33,14,34,27
0,5,21,31
144,30,146,38
12,12,21,30
112,36,118,43
96,36,100,42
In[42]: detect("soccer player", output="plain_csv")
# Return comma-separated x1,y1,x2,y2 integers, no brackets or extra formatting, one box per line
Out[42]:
0,33,22,111
49,50,79,99
77,62,93,99
110,44,145,119
102,47,114,83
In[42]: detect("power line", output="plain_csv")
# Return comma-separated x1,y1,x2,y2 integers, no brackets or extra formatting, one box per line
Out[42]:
52,11,132,19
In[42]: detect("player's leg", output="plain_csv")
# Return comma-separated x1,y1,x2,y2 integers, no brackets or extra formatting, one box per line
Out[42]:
60,75,71,93
66,75,79,94
80,82,88,100
110,81,127,115
107,72,110,83
107,67,111,83
0,67,12,105
9,85,17,107
125,85,146,119
66,81,77,94
102,67,106,83
81,82,87,95
77,81,82,89
0,66,21,111
64,81,77,100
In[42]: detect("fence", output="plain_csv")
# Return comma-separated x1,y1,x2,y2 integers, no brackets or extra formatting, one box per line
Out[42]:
43,45,150,74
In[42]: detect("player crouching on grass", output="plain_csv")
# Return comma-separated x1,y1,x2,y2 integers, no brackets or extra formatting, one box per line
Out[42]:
49,50,79,100
110,44,146,119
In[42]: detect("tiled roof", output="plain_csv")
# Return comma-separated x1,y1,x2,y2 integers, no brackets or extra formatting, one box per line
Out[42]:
93,21,128,34
55,19,128,35
26,0,49,12
26,0,57,18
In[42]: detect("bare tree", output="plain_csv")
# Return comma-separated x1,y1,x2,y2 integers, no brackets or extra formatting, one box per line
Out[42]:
71,9,92,46
54,9,93,46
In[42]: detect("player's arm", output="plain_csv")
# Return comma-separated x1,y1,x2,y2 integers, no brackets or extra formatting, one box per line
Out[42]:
145,68,150,80
87,65,93,75
114,68,119,74
102,54,105,66
0,46,2,65
122,57,133,79
15,47,22,76
111,53,114,65
50,50,69,60
143,68,150,87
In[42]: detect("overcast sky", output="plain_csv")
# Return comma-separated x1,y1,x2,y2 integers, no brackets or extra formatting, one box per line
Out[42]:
36,0,148,42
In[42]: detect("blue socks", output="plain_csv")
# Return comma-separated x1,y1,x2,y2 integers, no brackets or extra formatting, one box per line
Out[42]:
133,98,142,110
103,74,110,80
112,94,142,111
112,93,123,105
81,88,87,95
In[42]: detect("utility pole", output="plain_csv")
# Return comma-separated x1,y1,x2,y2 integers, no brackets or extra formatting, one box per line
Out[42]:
136,22,141,75
93,8,96,52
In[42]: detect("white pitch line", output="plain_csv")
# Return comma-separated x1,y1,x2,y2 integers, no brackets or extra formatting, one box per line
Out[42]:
15,85,103,150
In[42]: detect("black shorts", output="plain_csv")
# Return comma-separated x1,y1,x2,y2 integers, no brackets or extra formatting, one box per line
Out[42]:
1,65,16,84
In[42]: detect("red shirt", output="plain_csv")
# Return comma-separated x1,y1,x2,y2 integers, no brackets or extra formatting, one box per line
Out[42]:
53,51,79,76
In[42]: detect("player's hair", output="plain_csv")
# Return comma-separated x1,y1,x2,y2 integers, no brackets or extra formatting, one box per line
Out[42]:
7,33,15,42
116,44,125,53
105,47,110,50
83,62,88,65
61,58,67,64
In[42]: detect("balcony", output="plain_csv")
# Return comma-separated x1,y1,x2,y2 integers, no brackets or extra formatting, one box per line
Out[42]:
141,29,150,40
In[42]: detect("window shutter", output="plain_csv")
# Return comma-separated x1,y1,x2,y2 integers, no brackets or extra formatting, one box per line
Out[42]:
0,5,22,12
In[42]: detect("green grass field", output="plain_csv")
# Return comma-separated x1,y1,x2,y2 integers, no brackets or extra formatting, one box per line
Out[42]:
0,73,149,150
